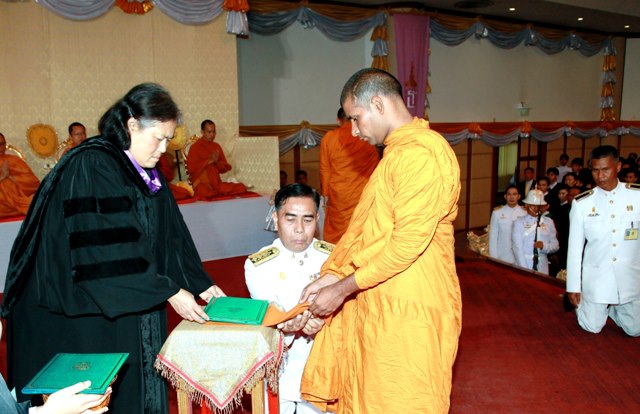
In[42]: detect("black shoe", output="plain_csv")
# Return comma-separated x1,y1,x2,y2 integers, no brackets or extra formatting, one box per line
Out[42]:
562,293,574,312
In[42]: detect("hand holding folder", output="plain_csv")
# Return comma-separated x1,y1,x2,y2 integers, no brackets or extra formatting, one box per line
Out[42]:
204,296,311,327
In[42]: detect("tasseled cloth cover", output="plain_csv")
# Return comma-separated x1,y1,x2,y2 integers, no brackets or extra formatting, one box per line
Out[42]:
155,320,283,413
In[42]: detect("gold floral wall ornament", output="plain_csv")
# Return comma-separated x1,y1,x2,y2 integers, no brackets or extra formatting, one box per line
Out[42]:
167,124,188,152
115,0,154,15
26,124,58,159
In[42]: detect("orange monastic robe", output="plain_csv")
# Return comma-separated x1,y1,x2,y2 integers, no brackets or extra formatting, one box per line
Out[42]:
186,139,246,198
301,118,462,414
0,154,40,218
320,122,379,243
158,153,192,201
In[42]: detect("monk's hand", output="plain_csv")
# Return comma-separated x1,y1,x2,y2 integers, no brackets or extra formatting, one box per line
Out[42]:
308,275,359,317
0,161,9,181
567,292,581,308
299,274,340,303
199,285,226,303
277,311,311,333
211,150,220,163
39,381,112,414
302,313,325,336
168,288,209,323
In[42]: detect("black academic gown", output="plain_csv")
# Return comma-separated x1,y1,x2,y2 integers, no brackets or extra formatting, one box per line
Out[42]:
1,138,214,414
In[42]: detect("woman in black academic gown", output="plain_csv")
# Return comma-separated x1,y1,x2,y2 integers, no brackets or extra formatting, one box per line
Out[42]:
1,83,225,413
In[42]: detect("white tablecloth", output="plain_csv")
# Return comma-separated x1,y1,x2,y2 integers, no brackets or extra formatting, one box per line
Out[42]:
0,196,276,292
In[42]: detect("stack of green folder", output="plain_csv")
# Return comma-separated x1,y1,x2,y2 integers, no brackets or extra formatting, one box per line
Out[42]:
22,353,129,395
204,296,269,325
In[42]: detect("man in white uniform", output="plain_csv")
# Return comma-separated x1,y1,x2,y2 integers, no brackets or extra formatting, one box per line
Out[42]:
489,185,527,263
566,145,640,336
245,183,330,414
512,189,559,275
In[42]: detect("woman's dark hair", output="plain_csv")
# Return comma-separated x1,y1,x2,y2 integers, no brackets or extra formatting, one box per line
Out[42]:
98,83,180,150
274,183,320,212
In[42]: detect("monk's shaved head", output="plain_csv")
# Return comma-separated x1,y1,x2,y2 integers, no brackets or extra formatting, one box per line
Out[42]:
340,68,403,108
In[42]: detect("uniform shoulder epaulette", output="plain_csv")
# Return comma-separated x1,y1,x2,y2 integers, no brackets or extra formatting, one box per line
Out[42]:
314,240,334,255
493,205,502,211
626,182,640,190
574,189,594,202
248,247,279,266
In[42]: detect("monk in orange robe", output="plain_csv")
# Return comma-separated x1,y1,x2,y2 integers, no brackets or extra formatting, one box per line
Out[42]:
186,120,246,198
0,133,40,218
300,69,462,414
158,153,192,201
320,107,379,243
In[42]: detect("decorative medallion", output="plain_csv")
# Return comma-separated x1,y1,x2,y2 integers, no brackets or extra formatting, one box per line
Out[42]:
26,123,58,158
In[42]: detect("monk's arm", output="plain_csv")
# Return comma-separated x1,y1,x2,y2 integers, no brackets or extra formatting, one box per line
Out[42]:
186,142,210,178
0,160,9,181
214,143,232,173
353,147,443,289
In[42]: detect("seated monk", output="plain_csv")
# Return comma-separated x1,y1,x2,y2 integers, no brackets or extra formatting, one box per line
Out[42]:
186,119,246,198
0,132,40,218
158,152,193,201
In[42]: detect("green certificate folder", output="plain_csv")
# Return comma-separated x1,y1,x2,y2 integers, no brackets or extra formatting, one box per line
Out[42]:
204,296,269,325
22,353,129,395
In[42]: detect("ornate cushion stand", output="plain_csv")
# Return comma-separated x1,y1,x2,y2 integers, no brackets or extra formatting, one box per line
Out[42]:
155,320,283,414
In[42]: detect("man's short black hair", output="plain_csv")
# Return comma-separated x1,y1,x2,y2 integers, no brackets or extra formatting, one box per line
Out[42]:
524,167,534,174
201,119,214,131
589,145,619,163
537,176,550,186
560,153,569,161
571,157,584,166
68,122,85,135
274,183,320,212
546,167,559,176
504,184,519,194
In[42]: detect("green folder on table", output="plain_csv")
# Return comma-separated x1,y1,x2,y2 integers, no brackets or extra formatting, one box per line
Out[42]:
204,296,269,325
22,353,129,395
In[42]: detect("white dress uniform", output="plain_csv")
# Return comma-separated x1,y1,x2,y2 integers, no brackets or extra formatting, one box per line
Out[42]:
512,213,559,275
244,238,333,414
489,204,527,263
566,181,640,336
557,165,572,182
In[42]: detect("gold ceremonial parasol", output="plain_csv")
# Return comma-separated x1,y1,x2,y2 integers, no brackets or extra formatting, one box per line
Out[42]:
26,124,58,158
167,124,188,151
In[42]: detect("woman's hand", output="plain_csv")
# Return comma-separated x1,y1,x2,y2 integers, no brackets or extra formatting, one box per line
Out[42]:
168,288,209,323
199,285,226,303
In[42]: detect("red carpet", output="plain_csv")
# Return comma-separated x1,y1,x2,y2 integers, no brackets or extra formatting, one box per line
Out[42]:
452,260,640,413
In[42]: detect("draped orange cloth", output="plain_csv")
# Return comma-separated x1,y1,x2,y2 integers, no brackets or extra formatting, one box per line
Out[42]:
301,118,462,414
158,153,192,201
320,122,379,243
186,139,246,198
0,154,40,218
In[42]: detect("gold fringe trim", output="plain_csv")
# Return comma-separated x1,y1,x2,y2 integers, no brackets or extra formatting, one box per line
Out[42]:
155,355,281,414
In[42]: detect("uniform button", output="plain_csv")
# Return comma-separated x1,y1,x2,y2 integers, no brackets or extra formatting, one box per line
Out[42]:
612,229,616,233
612,257,617,262
609,200,614,204
611,214,615,219
613,243,617,247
